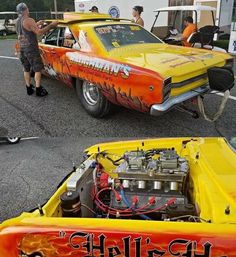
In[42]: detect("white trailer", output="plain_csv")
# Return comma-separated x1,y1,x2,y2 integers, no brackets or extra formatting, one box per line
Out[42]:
74,0,169,30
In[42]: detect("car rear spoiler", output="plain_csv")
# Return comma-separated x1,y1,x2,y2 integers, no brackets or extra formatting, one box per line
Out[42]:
45,18,132,25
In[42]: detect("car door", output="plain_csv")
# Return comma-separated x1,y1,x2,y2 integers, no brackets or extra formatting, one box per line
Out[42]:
39,27,61,77
39,26,78,86
52,26,78,79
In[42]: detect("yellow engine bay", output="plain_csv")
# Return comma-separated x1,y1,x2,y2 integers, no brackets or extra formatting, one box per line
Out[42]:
25,137,236,225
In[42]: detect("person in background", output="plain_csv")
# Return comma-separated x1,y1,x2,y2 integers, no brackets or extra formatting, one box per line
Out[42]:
132,6,144,27
182,16,197,47
16,2,58,96
89,6,99,13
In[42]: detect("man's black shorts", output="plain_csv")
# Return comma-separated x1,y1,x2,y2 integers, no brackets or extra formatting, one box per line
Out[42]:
20,50,44,72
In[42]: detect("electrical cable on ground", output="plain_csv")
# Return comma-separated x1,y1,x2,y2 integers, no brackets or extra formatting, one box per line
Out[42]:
197,90,230,122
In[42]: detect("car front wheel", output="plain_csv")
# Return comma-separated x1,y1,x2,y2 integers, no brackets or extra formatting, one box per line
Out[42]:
0,30,7,36
6,137,20,144
76,79,111,118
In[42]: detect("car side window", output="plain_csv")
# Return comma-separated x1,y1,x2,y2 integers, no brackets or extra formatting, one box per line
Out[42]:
44,28,61,46
59,27,76,48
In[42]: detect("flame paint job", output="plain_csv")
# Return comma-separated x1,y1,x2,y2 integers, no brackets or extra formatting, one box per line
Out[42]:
32,15,233,113
0,222,236,257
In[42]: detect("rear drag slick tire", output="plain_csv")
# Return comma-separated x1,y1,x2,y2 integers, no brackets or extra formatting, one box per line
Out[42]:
76,79,111,118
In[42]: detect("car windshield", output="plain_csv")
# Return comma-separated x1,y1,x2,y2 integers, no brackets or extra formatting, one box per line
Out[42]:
94,24,162,51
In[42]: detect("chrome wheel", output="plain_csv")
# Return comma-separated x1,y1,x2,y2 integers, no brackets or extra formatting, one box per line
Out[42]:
76,79,112,118
7,137,20,144
0,30,7,36
82,81,99,106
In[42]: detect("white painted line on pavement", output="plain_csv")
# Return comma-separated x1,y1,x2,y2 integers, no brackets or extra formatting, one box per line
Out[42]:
21,137,39,141
0,55,18,60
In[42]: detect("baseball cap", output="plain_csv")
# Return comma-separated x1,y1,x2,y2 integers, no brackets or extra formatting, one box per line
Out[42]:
16,2,28,14
89,6,98,12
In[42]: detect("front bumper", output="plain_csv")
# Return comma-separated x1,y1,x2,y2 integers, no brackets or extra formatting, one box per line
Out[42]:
150,85,208,116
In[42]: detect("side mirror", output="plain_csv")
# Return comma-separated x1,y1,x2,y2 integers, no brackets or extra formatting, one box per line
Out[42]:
41,38,46,44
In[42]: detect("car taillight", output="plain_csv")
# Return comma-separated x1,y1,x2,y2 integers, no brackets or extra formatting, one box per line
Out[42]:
163,77,172,101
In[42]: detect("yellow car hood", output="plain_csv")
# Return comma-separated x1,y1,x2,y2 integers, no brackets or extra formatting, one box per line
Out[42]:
108,43,231,82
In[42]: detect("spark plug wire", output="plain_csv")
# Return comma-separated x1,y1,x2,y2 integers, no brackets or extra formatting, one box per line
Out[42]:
93,186,176,218
120,189,152,220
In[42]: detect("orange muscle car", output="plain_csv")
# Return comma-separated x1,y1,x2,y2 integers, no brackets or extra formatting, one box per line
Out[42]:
35,13,233,117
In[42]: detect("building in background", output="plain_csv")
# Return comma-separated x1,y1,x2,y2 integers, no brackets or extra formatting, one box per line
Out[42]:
74,0,233,36
74,0,169,30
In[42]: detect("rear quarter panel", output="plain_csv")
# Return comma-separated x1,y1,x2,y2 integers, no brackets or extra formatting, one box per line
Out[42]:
65,51,164,112
39,44,165,113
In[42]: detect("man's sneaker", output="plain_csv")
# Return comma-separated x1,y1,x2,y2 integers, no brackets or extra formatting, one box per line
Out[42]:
36,86,48,97
26,84,34,96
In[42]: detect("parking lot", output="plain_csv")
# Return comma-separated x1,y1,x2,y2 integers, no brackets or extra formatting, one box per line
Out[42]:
0,136,123,222
0,39,236,138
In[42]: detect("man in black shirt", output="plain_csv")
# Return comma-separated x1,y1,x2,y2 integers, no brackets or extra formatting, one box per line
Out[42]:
16,3,58,96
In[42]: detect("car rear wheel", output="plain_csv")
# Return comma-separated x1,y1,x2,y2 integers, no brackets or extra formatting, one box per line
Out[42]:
76,79,111,118
6,137,20,144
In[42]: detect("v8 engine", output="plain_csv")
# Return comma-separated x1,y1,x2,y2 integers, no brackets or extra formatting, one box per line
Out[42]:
94,148,196,221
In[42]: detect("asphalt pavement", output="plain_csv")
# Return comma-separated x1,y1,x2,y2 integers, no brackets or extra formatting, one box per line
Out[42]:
0,40,236,138
0,137,124,222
